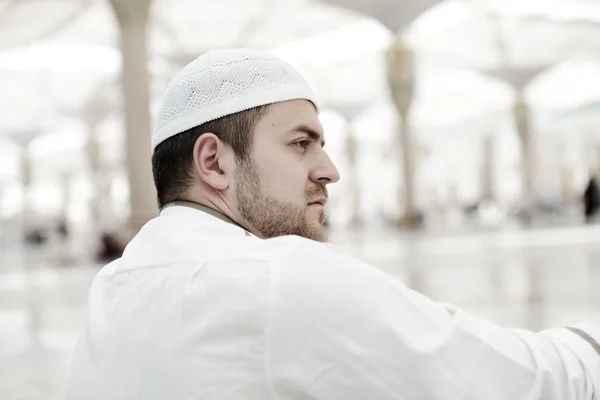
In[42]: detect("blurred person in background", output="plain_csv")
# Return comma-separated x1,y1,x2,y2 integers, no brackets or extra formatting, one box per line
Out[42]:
68,49,600,400
96,232,125,262
583,174,600,222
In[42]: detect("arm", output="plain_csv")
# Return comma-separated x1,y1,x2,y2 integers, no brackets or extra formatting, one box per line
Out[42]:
266,239,600,400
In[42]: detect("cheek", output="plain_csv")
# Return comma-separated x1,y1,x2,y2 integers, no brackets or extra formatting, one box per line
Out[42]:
256,157,309,200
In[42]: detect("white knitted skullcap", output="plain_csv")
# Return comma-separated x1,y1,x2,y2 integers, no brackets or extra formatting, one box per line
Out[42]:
152,48,319,150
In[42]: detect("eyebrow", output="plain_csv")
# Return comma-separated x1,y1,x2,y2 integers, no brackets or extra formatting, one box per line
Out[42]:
292,124,326,147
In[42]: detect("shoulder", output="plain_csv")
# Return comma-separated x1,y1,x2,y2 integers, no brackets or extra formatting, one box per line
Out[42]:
201,234,404,308
246,235,374,276
258,235,405,312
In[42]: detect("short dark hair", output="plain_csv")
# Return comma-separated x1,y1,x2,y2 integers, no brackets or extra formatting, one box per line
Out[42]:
152,106,267,209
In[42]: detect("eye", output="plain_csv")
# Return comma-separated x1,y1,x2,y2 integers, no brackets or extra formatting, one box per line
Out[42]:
293,139,311,150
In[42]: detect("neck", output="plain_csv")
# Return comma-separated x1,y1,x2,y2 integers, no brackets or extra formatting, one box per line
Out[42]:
168,198,263,239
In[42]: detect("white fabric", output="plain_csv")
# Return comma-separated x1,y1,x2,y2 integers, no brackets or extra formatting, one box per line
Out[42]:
153,48,318,150
67,206,600,399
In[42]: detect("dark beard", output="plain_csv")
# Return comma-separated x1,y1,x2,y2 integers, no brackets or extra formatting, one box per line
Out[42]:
235,159,327,242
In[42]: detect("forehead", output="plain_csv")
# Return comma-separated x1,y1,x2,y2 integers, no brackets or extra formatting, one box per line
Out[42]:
253,99,322,139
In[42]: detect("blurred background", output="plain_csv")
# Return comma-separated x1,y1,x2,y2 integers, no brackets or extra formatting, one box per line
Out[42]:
2,0,600,398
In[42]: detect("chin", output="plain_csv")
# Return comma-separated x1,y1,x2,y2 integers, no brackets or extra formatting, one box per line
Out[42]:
309,224,328,242
314,231,328,243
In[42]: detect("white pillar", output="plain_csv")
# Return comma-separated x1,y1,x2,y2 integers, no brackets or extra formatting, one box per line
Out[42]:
514,95,535,206
344,129,361,225
60,172,71,224
86,129,115,231
20,150,33,233
560,165,574,203
86,130,102,225
481,134,495,202
46,171,72,266
386,36,418,227
109,0,157,237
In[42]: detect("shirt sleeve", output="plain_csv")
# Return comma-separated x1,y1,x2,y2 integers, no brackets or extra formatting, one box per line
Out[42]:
265,239,600,400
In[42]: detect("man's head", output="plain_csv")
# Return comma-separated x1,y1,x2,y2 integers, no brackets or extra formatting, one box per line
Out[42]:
152,49,340,241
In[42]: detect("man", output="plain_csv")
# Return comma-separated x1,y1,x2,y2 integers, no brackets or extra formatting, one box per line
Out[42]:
68,49,599,399
583,175,600,222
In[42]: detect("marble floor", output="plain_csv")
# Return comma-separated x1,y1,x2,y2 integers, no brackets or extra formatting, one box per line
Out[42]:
2,224,600,399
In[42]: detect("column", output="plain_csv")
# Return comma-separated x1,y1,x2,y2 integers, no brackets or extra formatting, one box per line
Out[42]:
86,130,103,227
513,95,535,207
87,130,118,232
386,35,419,227
481,134,495,202
47,171,72,266
560,165,574,203
344,128,361,226
20,150,33,234
109,0,157,238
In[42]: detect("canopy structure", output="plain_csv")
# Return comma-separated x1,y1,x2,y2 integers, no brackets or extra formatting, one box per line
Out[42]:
0,0,366,232
3,0,600,229
0,0,90,49
0,0,364,141
313,0,600,221
319,0,443,31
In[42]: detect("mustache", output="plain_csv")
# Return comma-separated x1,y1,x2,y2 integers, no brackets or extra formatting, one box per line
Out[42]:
305,185,328,201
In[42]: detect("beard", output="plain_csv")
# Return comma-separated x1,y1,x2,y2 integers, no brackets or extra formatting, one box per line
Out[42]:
235,159,328,242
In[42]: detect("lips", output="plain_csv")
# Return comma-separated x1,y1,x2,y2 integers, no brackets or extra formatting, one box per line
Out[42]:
308,198,327,207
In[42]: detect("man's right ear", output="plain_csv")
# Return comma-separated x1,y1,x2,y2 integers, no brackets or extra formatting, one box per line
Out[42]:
192,133,234,191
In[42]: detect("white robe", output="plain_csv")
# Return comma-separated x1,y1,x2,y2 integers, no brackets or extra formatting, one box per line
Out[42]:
67,205,600,399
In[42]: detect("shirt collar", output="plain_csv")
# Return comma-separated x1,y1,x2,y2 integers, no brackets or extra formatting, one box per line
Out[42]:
160,201,253,237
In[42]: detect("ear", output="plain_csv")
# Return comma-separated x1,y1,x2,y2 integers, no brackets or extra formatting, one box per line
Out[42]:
192,133,234,191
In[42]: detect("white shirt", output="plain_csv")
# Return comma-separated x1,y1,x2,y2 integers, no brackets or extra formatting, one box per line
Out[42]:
67,205,600,399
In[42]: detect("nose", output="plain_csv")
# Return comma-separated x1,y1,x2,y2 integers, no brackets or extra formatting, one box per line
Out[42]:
310,151,340,185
